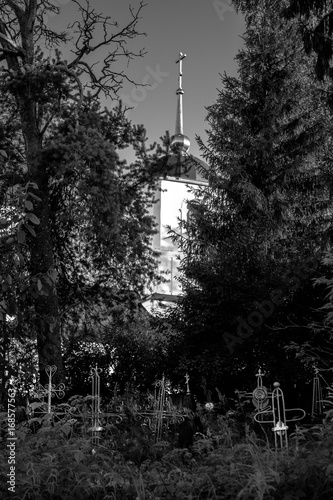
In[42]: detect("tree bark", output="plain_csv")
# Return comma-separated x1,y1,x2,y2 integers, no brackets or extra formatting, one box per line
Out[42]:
18,90,65,385
3,1,66,385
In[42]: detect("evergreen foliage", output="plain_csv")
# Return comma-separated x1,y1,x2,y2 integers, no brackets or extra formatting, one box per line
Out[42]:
0,0,162,387
168,0,333,397
283,0,333,80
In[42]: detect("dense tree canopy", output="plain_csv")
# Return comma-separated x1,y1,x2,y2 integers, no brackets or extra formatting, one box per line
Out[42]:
167,0,333,400
283,0,333,80
2,0,333,406
0,0,162,388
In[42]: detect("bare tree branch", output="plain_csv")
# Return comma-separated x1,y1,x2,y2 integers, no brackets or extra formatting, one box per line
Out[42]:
0,0,147,100
4,0,24,19
65,0,147,97
0,19,22,69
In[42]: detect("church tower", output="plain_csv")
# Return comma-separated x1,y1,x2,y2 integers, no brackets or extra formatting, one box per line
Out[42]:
143,53,208,312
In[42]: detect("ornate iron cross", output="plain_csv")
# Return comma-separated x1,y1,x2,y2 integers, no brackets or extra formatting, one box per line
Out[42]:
33,365,65,414
89,365,103,444
254,382,305,449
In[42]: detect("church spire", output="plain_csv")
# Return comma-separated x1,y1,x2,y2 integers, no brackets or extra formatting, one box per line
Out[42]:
170,52,190,155
175,52,185,135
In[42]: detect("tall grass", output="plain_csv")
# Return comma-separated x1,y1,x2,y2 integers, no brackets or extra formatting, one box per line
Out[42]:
2,398,333,499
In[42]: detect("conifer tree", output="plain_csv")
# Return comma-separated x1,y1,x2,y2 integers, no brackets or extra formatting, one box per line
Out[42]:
283,0,333,80
169,0,333,394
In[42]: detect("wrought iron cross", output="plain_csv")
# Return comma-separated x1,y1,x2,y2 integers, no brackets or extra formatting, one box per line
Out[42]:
185,373,190,395
253,368,271,411
89,365,103,444
254,382,305,449
33,365,65,414
312,367,324,417
236,368,271,412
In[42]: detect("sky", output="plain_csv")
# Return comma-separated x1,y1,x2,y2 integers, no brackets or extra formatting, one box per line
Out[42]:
46,0,245,161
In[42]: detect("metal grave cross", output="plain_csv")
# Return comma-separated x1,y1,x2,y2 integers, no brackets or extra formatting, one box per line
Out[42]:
254,382,305,449
89,365,103,444
33,365,65,414
236,368,272,412
312,367,324,418
252,369,271,411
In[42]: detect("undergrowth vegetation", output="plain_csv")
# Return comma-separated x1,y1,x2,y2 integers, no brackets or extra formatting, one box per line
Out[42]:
1,397,333,500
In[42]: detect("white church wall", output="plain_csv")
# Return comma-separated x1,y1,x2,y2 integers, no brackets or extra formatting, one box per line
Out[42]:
150,179,197,296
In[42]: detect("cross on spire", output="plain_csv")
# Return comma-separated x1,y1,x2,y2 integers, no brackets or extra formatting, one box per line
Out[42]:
170,51,190,156
175,52,186,95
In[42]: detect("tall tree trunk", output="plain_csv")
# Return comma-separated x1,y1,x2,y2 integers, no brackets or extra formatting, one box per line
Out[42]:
30,176,65,387
18,94,64,386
